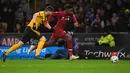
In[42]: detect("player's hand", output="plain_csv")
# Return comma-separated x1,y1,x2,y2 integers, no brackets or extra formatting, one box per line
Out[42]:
67,31,74,36
74,23,78,28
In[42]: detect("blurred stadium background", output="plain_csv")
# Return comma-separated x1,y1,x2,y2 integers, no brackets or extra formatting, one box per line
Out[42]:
0,0,130,33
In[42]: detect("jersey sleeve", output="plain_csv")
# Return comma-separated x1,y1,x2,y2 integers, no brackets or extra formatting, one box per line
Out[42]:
51,12,61,16
72,13,78,24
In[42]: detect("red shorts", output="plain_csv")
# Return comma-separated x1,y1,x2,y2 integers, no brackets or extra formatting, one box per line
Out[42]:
51,29,66,39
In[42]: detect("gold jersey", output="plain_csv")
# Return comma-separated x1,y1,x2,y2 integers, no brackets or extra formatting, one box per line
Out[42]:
28,11,48,30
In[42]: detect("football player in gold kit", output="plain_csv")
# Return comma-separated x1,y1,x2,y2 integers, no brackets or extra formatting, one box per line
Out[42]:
2,6,54,62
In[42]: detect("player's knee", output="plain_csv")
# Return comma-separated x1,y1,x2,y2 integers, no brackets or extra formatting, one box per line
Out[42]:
17,41,24,46
40,36,46,41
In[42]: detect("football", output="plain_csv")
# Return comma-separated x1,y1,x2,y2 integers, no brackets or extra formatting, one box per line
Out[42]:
110,56,119,63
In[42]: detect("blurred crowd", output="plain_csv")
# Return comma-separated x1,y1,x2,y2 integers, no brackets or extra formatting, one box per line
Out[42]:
0,0,130,33
53,0,130,33
0,0,31,33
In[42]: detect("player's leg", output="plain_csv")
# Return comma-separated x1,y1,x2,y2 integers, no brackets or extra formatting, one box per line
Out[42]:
2,41,25,62
35,34,57,58
5,41,24,56
2,27,32,62
63,33,72,56
35,36,46,57
63,33,79,60
45,35,57,47
28,41,49,54
28,33,59,54
27,45,36,54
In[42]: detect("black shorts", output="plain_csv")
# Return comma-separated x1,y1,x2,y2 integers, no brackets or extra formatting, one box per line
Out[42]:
21,26,41,44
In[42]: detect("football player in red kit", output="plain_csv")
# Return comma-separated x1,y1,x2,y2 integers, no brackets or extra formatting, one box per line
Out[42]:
28,4,79,60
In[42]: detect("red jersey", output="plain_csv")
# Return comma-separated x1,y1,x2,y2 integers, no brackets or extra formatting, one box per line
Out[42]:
51,11,78,30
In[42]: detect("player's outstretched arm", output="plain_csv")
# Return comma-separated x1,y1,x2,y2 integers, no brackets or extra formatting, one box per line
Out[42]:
43,21,51,29
43,21,54,32
51,12,61,16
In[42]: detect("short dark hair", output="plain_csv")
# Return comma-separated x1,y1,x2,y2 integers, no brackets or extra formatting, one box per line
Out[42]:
45,6,54,11
64,4,73,9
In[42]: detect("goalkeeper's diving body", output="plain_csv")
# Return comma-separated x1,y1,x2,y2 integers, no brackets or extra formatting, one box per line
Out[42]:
28,4,79,60
2,6,54,62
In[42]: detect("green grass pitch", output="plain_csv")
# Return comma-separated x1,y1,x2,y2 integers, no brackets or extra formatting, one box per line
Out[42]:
0,60,130,73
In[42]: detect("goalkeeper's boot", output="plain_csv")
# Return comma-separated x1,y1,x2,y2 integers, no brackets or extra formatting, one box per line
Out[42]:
70,55,79,60
28,45,35,54
2,51,7,62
